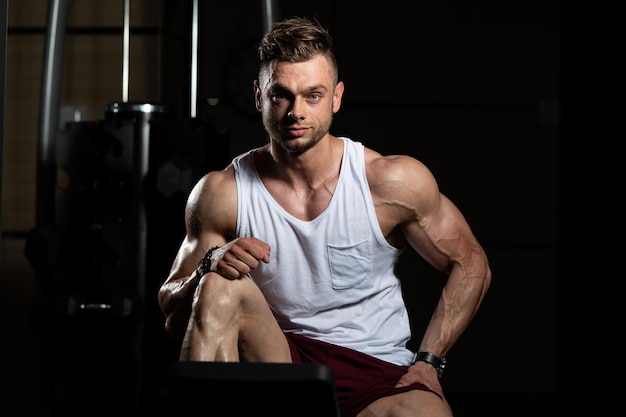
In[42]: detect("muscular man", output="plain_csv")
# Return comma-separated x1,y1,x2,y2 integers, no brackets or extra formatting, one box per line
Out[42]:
158,16,491,417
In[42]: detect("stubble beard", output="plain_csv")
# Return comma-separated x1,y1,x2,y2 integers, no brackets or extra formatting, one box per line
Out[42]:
262,113,333,154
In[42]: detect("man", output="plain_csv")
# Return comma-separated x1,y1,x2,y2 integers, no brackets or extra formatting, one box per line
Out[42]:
158,16,491,417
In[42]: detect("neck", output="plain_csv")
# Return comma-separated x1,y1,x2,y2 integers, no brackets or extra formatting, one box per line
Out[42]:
266,135,342,188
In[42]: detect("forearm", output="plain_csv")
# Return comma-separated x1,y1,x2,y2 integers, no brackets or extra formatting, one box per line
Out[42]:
419,259,491,357
159,272,200,341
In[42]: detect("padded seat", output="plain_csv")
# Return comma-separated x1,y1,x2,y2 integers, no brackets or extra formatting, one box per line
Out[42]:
168,361,340,416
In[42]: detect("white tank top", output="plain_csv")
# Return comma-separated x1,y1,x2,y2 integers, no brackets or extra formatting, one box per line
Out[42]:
233,137,414,365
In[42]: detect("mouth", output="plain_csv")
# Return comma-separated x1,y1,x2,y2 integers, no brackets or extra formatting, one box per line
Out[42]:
285,126,309,138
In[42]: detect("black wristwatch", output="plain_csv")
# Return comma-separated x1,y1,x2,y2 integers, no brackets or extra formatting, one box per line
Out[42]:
415,351,447,378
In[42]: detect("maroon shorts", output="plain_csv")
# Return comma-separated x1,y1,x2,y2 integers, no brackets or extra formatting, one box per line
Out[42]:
285,333,438,417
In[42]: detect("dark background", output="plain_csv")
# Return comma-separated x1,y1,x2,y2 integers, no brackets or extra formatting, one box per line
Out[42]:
4,0,616,416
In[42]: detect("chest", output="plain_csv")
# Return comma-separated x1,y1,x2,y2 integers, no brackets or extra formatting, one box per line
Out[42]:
263,180,337,222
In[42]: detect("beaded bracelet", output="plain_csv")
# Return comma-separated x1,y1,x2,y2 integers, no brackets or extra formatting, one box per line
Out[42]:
196,246,220,278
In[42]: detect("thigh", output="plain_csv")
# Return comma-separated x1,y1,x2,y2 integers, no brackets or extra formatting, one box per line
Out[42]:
357,389,453,417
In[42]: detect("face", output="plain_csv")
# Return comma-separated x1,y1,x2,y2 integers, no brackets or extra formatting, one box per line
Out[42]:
254,54,344,154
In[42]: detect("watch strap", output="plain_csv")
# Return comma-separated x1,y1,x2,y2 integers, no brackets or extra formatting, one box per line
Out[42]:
415,351,447,378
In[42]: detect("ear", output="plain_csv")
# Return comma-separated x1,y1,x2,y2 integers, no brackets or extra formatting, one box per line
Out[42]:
253,80,262,111
332,81,345,114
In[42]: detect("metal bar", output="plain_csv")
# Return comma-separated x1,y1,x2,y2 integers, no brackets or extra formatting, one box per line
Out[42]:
261,0,280,33
122,0,130,102
38,0,73,227
0,0,7,254
190,0,198,118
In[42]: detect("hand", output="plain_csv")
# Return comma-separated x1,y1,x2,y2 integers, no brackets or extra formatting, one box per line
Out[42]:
211,237,271,279
395,361,447,403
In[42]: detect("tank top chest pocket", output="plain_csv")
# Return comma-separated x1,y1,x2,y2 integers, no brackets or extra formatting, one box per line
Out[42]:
327,236,373,289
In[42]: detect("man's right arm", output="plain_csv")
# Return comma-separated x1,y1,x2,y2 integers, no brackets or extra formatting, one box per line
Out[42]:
157,168,237,341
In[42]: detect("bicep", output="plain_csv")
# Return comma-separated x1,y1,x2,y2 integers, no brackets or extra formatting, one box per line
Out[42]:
403,193,478,273
385,156,475,272
186,168,238,242
369,153,481,273
168,170,237,281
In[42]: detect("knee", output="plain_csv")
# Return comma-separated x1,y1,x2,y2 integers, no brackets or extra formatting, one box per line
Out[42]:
191,272,244,322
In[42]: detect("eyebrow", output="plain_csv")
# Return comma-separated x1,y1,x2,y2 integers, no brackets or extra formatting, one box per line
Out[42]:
271,84,329,95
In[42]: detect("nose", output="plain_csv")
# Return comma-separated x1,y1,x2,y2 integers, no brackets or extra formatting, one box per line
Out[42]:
287,99,305,120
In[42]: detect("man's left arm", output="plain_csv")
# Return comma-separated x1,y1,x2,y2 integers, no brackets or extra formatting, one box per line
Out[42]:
388,156,491,391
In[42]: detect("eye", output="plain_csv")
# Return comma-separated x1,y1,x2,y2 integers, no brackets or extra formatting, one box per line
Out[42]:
271,93,288,103
309,93,321,101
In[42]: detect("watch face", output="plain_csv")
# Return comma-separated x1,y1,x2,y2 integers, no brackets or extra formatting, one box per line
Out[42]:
223,40,261,119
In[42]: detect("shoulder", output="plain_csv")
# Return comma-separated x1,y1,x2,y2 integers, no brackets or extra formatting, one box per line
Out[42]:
361,147,443,242
188,165,235,205
363,147,439,200
185,165,237,238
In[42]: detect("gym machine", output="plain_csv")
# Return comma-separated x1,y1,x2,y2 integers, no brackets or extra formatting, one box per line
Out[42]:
25,1,228,415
